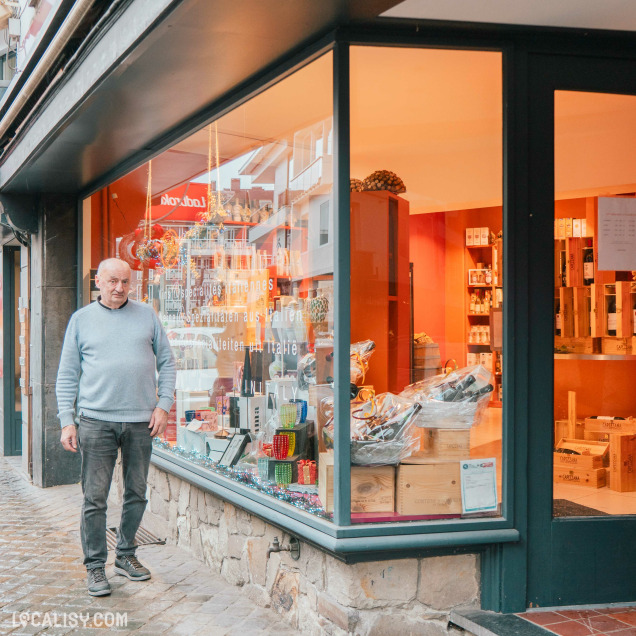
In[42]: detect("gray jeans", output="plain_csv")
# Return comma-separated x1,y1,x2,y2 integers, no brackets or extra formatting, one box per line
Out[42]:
77,416,153,570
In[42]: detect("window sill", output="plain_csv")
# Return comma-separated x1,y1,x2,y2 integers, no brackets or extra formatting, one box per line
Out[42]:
151,448,520,561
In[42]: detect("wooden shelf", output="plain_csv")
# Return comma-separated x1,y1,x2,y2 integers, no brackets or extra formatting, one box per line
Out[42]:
468,313,490,317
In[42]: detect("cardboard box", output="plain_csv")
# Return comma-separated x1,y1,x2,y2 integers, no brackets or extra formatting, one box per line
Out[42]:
553,437,608,470
480,227,489,246
609,433,636,492
581,218,587,237
396,462,462,515
466,227,474,246
318,453,394,513
565,217,573,237
553,466,606,488
573,218,582,237
557,218,566,239
585,417,636,434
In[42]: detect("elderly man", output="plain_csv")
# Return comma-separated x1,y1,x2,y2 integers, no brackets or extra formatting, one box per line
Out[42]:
56,258,176,597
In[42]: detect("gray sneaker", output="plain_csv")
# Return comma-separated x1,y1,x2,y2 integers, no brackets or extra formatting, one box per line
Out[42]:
87,567,111,596
114,555,151,581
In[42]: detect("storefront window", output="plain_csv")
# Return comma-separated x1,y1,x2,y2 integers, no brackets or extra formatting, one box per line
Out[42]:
84,53,334,519
346,46,504,522
553,91,636,516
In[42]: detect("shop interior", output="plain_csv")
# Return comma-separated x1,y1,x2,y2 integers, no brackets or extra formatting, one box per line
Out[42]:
82,46,636,521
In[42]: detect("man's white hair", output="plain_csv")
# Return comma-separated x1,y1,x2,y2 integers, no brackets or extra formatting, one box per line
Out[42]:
96,258,131,278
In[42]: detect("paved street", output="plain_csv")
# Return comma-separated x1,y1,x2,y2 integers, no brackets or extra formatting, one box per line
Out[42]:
0,457,297,635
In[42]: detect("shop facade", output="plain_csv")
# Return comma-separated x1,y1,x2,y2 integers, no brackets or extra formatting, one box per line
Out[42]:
3,0,636,632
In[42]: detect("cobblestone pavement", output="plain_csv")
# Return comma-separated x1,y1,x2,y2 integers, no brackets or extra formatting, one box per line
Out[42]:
0,457,297,635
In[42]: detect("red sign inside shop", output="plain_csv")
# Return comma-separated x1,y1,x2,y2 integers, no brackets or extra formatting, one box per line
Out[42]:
150,183,212,223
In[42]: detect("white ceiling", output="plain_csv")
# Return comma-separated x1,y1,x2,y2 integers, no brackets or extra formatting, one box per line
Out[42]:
381,0,636,32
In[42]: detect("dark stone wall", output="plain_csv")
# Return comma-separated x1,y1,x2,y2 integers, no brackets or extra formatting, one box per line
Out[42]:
31,194,81,487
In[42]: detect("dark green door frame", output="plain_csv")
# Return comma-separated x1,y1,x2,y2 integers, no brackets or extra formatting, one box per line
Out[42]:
3,246,21,456
483,50,636,613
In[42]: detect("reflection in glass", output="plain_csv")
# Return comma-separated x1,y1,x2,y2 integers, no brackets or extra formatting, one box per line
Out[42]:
85,53,334,519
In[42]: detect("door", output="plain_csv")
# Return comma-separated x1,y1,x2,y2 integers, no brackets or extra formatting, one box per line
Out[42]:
527,54,636,607
2,247,21,456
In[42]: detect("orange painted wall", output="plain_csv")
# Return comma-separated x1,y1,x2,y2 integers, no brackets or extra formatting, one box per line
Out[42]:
554,360,636,419
409,212,446,356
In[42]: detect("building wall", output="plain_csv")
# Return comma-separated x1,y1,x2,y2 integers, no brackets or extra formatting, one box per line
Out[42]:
31,194,81,487
113,463,481,635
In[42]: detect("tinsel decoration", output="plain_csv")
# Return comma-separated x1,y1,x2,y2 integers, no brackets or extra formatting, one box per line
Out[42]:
152,438,330,519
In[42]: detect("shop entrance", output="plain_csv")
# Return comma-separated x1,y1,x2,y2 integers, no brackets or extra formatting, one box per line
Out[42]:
526,53,636,607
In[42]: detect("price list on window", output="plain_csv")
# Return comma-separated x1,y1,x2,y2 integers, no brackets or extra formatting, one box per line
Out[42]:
598,197,636,271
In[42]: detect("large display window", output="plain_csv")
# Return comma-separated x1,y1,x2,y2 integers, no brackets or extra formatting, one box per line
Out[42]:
84,53,335,519
345,46,504,522
82,44,508,529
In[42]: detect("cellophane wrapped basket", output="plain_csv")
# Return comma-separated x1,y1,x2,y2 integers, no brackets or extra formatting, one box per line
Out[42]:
400,364,495,429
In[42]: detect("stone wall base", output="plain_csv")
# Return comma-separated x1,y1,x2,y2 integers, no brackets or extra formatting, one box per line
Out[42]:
111,461,480,635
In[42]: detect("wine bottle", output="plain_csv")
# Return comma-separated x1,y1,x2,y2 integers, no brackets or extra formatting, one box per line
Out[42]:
607,296,617,336
633,297,636,336
470,293,476,313
555,299,562,336
583,240,594,286
560,250,567,287
241,348,253,397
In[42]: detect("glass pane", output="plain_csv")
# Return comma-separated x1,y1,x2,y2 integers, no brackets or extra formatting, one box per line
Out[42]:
83,53,333,520
553,91,636,517
346,46,503,523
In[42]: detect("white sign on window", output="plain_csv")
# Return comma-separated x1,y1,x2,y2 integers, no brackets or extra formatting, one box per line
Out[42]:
597,197,636,271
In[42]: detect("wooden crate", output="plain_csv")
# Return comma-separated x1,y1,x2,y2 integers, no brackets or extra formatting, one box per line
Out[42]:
590,284,606,337
615,281,632,338
553,438,608,470
566,238,584,287
602,337,632,355
585,417,636,434
583,430,610,442
412,428,471,460
318,453,394,514
553,466,606,488
573,287,591,338
413,367,440,383
609,433,636,492
560,287,575,338
396,462,462,515
554,336,601,354
554,419,585,442
414,343,441,370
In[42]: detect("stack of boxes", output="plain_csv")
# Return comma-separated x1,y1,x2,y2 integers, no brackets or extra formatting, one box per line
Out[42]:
553,416,636,492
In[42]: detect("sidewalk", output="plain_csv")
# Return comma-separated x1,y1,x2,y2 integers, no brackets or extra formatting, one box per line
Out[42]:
0,457,298,635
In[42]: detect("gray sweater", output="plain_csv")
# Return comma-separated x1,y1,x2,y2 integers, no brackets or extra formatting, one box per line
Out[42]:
56,299,176,428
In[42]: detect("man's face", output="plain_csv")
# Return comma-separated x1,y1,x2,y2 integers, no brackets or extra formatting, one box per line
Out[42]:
95,263,131,308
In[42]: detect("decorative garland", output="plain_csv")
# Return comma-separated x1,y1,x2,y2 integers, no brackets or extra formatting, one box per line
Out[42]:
153,438,331,519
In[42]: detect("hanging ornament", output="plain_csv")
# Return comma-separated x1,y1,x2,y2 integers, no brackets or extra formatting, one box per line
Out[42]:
200,122,227,223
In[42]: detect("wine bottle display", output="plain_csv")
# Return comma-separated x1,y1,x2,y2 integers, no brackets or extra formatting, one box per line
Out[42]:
607,296,617,336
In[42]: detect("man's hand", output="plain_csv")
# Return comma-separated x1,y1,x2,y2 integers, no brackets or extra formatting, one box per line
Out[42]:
149,407,169,437
60,425,78,452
